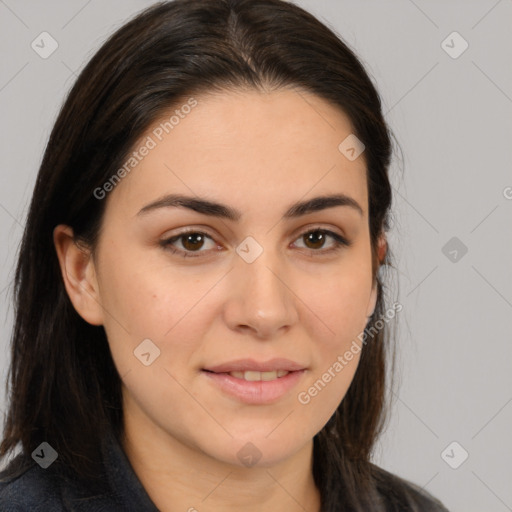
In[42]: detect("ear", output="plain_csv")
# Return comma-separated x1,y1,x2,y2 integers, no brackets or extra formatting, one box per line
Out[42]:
366,235,387,319
367,282,378,320
53,224,104,326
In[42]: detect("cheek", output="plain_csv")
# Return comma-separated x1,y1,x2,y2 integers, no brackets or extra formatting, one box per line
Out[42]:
98,246,185,331
97,249,219,374
95,252,170,366
301,254,372,408
309,263,373,345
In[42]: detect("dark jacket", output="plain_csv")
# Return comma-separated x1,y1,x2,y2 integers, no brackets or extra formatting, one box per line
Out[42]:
0,431,449,511
0,430,158,511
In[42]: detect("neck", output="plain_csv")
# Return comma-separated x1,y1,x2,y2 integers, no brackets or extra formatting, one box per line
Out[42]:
121,407,322,512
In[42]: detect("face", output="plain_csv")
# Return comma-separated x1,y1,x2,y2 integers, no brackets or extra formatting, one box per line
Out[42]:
63,88,379,468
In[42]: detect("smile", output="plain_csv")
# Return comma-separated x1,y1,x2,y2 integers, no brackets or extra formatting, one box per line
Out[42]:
201,369,306,404
224,370,289,381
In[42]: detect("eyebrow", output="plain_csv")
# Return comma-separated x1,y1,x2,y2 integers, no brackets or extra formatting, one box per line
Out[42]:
136,193,363,220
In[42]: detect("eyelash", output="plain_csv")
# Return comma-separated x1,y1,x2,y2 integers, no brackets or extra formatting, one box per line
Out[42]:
159,227,351,259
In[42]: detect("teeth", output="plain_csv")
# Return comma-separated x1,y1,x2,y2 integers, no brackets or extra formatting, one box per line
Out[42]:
228,370,290,381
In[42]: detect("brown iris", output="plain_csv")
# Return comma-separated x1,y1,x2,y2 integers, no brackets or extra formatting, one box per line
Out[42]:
181,233,205,251
303,230,326,250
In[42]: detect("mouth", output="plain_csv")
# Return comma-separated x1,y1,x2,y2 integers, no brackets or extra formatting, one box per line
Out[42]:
202,369,292,381
202,357,307,374
201,370,306,405
201,358,308,404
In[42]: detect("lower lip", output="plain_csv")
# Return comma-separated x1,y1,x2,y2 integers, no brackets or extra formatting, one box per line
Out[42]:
201,370,306,405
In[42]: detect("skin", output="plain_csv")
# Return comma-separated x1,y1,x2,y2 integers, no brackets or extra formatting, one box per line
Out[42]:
54,88,386,512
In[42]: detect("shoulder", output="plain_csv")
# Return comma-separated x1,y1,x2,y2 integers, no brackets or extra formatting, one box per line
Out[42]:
0,453,122,511
371,464,450,511
0,454,65,511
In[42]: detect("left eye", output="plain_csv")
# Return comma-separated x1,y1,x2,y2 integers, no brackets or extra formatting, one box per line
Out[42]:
292,229,349,253
160,228,350,258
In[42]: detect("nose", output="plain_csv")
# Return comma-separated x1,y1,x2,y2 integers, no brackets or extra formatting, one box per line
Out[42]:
222,247,299,339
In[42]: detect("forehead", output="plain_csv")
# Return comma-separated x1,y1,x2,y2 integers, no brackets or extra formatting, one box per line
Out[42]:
106,88,368,220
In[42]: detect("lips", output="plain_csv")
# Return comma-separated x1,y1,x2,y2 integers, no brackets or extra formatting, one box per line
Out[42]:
201,358,308,403
203,357,306,374
202,367,306,405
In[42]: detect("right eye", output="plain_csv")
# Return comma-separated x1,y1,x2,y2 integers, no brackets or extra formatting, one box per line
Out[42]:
160,230,219,258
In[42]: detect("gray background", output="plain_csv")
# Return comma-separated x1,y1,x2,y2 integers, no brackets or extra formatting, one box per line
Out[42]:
1,1,511,510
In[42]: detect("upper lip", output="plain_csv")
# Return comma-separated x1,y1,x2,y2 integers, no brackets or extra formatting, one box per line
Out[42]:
203,358,306,373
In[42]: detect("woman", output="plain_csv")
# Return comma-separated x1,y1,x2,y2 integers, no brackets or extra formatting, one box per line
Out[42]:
0,0,449,510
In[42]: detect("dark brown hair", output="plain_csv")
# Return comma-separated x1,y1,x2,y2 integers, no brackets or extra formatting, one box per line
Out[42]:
0,1,414,510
